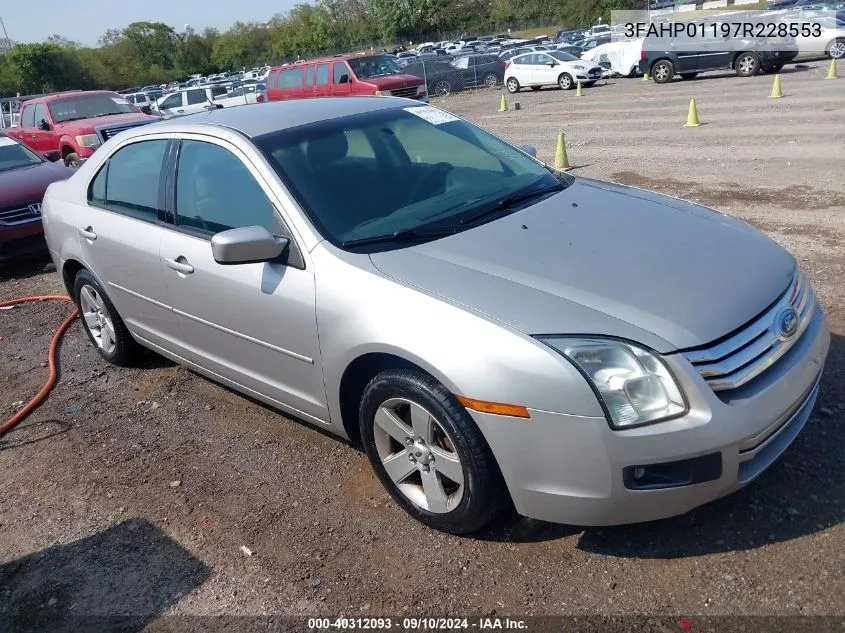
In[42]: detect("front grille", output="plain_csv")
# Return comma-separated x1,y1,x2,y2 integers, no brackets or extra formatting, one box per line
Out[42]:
95,120,156,144
683,271,816,392
391,86,420,99
589,68,602,77
0,204,39,225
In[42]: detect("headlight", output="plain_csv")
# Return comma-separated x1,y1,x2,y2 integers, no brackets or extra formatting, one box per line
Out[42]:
538,337,687,428
75,134,101,148
374,89,392,96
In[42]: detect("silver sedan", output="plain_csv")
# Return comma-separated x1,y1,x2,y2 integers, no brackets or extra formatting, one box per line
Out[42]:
41,98,829,534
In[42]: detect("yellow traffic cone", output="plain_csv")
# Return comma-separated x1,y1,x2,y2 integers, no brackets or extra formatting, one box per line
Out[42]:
499,94,508,111
554,130,571,170
684,98,701,127
826,58,838,80
576,81,583,96
769,74,783,98
642,72,649,81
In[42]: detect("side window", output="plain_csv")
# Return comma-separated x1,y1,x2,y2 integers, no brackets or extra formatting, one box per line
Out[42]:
333,62,350,84
535,54,553,65
454,56,469,69
160,94,182,109
513,55,529,65
89,164,107,204
316,64,330,85
175,140,283,236
95,140,168,221
186,89,208,105
211,86,228,99
20,105,36,129
305,66,314,86
279,69,304,89
33,103,49,127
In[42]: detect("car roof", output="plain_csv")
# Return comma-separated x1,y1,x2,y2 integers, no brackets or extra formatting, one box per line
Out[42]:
30,90,117,103
147,96,415,138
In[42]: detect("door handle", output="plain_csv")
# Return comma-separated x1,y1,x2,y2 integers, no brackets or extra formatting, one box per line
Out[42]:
78,227,97,241
165,257,194,274
176,109,184,113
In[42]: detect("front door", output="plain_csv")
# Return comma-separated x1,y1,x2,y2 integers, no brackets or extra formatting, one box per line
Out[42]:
331,62,353,96
531,53,560,85
159,137,328,423
157,92,184,117
31,103,56,154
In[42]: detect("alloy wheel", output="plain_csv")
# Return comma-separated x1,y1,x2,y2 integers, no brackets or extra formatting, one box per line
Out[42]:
830,41,845,59
433,80,451,96
79,284,117,354
484,74,498,87
372,397,464,514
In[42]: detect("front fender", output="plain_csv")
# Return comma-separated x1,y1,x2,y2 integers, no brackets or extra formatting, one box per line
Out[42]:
313,246,604,430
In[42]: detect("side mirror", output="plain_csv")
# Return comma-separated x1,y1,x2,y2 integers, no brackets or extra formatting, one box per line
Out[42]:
546,60,558,66
211,226,289,265
140,105,152,115
38,119,51,131
339,74,350,84
42,150,61,162
518,144,538,158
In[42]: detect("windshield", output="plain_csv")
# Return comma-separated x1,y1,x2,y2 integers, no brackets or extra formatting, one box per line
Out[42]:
255,106,564,250
348,55,403,79
48,94,137,123
0,136,42,171
550,51,581,62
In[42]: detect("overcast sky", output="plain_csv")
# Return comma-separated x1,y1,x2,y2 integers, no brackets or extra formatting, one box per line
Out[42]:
1,1,300,46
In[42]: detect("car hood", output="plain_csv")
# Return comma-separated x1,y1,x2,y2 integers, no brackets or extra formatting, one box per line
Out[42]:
0,161,74,209
57,112,154,134
369,177,795,353
368,74,425,89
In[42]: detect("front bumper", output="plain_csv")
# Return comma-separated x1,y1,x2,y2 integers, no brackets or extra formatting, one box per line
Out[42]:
472,308,830,526
0,220,46,264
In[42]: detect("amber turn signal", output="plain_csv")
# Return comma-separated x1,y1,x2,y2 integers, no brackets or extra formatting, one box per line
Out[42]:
456,395,530,419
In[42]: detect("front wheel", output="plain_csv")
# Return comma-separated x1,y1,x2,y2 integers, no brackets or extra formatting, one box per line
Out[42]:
360,369,508,534
430,79,452,96
828,38,845,59
506,77,520,93
558,72,574,90
74,269,138,366
64,152,82,168
651,60,675,83
735,52,761,77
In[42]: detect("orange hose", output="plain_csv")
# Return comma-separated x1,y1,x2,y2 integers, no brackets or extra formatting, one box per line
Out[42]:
0,295,78,436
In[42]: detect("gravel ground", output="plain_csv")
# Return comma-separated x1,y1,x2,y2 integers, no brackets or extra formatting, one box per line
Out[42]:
1,64,843,630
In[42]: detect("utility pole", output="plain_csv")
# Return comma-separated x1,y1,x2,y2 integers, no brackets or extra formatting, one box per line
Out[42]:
0,15,11,54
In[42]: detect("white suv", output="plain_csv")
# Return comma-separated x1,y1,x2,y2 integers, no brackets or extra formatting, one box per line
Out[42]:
154,86,228,117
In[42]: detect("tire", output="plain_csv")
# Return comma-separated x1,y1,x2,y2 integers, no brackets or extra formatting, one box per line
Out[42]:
651,60,675,84
506,77,520,93
482,72,499,87
359,369,508,534
74,269,138,366
430,79,452,96
64,152,82,168
828,38,845,60
735,52,761,77
680,72,698,79
557,72,574,90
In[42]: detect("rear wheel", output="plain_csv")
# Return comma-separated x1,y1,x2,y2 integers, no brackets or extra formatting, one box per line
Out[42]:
735,52,761,77
360,369,508,534
482,72,499,87
74,269,138,366
828,38,845,59
651,60,675,83
680,72,698,79
506,77,520,93
558,72,574,90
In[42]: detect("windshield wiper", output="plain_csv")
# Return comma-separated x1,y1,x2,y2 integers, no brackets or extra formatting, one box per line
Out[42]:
342,226,459,248
458,184,563,226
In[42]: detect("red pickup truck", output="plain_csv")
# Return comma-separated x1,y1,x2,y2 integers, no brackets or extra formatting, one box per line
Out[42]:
7,90,158,167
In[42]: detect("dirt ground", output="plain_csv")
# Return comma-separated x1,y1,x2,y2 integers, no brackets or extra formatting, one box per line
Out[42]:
1,63,843,630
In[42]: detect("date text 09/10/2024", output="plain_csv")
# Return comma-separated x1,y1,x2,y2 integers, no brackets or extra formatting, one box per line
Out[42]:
307,617,528,630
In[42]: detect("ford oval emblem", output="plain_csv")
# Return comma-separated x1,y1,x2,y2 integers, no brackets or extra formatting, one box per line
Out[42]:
776,307,799,341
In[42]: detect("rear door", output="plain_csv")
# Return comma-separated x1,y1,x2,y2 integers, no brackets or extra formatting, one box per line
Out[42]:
78,138,179,350
159,137,328,422
314,63,332,97
509,54,535,86
182,89,214,115
331,62,353,96
13,103,38,148
694,26,733,71
157,92,184,117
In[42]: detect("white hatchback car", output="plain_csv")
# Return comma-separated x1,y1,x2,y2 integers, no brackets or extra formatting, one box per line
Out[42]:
505,51,603,92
